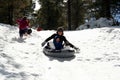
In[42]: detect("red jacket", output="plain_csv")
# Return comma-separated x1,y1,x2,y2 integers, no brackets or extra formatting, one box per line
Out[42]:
17,19,29,30
37,27,42,31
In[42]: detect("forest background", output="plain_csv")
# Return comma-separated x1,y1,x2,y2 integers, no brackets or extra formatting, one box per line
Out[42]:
0,0,120,30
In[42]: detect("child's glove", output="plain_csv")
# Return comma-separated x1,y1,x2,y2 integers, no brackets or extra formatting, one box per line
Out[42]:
74,47,79,50
74,47,80,53
41,41,46,47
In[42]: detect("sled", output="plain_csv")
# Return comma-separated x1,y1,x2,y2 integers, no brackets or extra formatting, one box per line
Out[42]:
27,28,32,34
43,47,75,58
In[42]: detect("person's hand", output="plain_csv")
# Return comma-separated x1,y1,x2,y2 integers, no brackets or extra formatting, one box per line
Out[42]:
75,47,79,50
74,47,80,53
41,41,46,47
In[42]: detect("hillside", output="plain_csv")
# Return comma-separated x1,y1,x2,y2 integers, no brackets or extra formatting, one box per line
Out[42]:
0,23,120,80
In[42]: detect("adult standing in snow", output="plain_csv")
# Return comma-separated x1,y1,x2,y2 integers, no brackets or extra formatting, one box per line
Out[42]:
41,27,79,50
16,17,30,38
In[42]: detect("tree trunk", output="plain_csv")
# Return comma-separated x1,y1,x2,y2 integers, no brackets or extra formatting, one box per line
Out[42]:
8,1,13,25
101,0,111,18
67,0,71,30
74,0,79,29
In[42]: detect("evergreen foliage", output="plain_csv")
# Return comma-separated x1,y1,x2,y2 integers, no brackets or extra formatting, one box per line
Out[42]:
71,0,85,29
86,0,120,19
0,0,33,25
38,0,85,30
0,0,120,29
38,0,64,30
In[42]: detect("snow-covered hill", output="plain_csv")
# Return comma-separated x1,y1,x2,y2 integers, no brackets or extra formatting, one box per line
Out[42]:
77,18,114,30
0,23,120,80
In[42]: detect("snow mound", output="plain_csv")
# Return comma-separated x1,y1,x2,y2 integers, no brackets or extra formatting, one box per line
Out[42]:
77,18,114,30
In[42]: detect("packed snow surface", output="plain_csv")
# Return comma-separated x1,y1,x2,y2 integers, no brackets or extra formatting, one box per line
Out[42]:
0,23,120,80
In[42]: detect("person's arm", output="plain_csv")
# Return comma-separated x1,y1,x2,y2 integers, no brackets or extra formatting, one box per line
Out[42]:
45,34,56,42
27,20,30,28
63,37,74,47
41,34,56,47
63,36,78,50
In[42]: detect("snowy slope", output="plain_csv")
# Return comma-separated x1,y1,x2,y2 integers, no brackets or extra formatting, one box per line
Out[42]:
0,23,120,80
77,18,114,30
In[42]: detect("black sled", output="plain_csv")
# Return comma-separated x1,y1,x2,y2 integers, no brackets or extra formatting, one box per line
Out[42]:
43,46,75,58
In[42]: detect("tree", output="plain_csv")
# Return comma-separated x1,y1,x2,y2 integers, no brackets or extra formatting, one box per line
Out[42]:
61,0,85,30
0,0,33,25
111,0,120,20
89,0,120,19
38,0,64,30
67,0,71,30
71,0,85,29
0,0,8,24
101,0,111,18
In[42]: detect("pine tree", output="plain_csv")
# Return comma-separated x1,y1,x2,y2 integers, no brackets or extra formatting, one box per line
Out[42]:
100,0,111,18
71,0,85,29
38,0,64,30
89,0,120,19
0,0,33,25
111,0,120,19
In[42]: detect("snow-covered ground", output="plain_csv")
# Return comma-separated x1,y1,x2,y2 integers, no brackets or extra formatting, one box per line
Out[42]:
0,23,120,80
77,18,115,30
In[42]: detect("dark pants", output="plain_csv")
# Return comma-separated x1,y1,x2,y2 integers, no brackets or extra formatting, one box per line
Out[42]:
19,28,28,37
53,41,63,50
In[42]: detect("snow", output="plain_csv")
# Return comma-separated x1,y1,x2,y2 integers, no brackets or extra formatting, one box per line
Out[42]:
77,18,114,30
0,22,120,80
33,0,41,11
